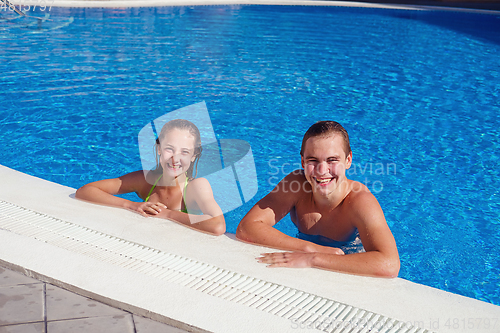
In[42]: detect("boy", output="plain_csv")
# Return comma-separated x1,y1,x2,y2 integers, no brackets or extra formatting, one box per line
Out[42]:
236,121,399,277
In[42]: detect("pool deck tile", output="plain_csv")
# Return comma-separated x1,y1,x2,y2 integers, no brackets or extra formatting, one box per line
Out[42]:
0,265,189,333
46,284,129,321
134,314,190,333
0,267,40,287
0,284,45,326
47,315,136,333
0,322,45,333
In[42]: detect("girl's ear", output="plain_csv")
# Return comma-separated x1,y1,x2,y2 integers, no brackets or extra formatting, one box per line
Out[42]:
156,138,161,155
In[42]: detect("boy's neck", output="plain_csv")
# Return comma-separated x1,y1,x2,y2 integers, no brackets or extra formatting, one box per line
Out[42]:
312,178,350,211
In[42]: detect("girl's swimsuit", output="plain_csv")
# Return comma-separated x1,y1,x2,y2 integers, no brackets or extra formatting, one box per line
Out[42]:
297,229,365,254
144,175,189,214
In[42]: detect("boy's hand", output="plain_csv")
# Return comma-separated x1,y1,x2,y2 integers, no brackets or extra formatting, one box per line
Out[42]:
257,249,344,268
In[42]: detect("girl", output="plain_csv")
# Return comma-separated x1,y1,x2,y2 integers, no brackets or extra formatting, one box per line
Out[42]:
76,119,225,236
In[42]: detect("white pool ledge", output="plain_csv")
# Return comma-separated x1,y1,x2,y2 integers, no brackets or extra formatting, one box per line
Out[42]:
0,165,499,332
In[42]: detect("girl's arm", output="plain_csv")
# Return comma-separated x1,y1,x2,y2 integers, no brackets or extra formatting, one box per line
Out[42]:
75,171,164,216
155,178,225,236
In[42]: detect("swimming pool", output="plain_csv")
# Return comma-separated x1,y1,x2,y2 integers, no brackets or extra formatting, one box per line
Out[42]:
1,4,499,306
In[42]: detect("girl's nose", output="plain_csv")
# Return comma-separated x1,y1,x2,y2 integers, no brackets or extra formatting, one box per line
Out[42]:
171,153,181,163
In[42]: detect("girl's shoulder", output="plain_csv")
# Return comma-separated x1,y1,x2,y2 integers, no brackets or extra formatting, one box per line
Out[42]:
120,170,157,194
142,170,161,184
186,177,213,195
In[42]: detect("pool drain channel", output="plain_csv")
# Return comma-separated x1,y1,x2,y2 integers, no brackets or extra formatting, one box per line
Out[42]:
0,200,433,333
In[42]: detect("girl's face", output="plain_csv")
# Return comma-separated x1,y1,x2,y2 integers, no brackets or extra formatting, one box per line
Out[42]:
158,128,197,179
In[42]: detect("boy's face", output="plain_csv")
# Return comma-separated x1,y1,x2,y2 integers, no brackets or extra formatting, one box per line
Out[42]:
301,134,352,196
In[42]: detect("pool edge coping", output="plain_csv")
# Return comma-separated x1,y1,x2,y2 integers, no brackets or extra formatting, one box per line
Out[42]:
0,164,499,333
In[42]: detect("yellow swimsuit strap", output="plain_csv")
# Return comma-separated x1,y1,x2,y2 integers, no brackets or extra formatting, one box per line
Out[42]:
144,175,162,202
144,176,189,214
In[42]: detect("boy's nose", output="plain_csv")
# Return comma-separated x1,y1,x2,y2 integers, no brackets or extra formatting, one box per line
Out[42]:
317,161,328,174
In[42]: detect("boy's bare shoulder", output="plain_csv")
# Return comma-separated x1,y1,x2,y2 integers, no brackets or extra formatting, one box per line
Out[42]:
279,169,310,191
347,180,377,202
264,169,308,202
265,170,310,205
285,169,307,180
345,180,385,221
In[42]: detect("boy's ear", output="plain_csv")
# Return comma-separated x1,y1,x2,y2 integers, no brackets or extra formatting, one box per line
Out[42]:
301,155,305,169
345,151,353,169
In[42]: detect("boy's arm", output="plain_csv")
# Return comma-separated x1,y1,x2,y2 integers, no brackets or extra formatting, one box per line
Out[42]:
236,173,343,255
258,191,400,277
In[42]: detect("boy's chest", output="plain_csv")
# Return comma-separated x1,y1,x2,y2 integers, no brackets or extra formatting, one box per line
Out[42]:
291,202,356,242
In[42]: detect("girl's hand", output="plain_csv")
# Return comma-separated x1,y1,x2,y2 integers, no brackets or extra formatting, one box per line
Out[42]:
128,202,167,217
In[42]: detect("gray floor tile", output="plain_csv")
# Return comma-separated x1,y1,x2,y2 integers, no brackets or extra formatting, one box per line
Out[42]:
48,314,134,333
134,315,189,333
46,285,127,321
0,267,190,333
0,284,44,326
0,322,44,333
0,268,40,287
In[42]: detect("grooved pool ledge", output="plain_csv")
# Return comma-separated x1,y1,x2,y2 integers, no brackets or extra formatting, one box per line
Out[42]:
0,164,499,333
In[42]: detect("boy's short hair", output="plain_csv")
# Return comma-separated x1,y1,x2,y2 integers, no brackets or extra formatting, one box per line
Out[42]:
300,121,351,156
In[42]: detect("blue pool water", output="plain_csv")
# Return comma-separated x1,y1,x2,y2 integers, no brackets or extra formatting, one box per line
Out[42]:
1,5,499,305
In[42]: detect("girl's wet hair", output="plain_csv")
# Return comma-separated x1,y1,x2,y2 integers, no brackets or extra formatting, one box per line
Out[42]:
155,119,202,180
300,121,351,156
